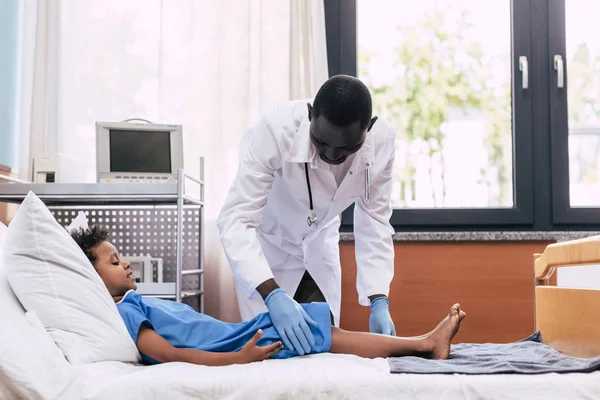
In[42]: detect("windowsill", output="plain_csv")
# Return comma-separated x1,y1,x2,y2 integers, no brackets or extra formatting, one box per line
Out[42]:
339,231,600,242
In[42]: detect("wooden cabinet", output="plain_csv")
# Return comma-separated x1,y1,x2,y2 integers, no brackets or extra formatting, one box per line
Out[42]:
339,241,554,343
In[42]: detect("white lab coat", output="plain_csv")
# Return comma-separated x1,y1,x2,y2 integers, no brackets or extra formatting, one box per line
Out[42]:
217,100,395,326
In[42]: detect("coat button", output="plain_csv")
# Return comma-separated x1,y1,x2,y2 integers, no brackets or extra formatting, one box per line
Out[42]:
349,171,353,175
311,162,317,168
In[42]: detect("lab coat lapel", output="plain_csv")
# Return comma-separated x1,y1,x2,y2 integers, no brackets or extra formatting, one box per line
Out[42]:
285,118,315,164
321,132,375,223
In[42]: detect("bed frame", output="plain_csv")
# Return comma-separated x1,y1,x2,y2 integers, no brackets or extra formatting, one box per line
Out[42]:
534,235,600,358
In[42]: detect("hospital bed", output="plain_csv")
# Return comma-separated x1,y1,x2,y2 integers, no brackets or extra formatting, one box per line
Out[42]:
48,235,600,399
4,233,600,399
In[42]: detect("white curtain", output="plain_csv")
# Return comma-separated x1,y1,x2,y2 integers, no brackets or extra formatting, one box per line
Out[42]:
16,0,328,322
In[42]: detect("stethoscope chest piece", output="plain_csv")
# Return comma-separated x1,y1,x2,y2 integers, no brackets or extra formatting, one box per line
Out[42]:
307,211,318,227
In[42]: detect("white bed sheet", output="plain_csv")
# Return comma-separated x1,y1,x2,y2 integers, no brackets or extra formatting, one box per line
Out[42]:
73,353,600,400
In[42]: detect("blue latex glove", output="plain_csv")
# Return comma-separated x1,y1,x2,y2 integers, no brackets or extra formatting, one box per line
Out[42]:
369,296,396,336
264,288,318,355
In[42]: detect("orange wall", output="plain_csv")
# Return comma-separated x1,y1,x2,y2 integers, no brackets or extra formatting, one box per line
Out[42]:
339,241,554,343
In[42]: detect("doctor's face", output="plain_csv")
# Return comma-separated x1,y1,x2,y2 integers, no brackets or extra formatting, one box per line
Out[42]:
307,104,369,165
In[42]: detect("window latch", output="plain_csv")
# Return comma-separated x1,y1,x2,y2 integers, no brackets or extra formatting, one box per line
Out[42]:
519,56,528,90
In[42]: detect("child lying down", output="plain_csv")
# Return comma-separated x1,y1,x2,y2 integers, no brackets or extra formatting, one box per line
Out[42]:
71,226,466,366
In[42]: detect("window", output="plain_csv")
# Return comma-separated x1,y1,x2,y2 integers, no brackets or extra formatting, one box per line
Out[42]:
326,0,534,228
550,0,600,225
326,0,600,230
357,0,512,209
565,2,600,207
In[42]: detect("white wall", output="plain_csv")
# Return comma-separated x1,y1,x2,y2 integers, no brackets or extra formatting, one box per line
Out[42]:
557,265,600,289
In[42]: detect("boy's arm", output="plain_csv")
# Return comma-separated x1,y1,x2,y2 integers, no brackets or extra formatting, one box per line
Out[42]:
136,325,282,366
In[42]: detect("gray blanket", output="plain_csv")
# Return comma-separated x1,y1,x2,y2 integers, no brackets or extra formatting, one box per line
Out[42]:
389,332,600,374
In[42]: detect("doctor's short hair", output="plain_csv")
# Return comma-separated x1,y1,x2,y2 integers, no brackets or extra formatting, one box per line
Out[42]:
312,75,373,131
70,225,109,265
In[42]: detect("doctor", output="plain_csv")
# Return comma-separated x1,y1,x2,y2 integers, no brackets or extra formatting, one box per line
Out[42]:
217,75,396,356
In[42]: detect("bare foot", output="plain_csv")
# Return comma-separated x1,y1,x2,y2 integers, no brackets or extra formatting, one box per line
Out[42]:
413,305,467,340
426,303,466,360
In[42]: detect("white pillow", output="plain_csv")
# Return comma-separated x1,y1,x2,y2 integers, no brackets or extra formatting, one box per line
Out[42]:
0,222,77,399
0,311,79,400
4,192,140,365
66,211,89,232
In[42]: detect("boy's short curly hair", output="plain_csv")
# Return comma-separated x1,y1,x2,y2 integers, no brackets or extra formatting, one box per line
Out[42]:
70,225,109,265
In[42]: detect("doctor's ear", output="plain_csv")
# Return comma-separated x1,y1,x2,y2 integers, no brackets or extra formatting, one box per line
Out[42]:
307,103,313,121
367,116,378,132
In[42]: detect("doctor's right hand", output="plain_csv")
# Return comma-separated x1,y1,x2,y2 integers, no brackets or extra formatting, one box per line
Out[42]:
264,288,318,356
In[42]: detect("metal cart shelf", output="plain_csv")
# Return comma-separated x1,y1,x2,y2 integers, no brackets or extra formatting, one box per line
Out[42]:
0,168,205,312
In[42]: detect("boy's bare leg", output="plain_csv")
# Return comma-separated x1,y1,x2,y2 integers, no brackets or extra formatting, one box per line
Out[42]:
329,304,466,360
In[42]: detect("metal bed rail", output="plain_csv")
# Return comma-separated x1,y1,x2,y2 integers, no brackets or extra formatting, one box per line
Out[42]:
0,173,30,184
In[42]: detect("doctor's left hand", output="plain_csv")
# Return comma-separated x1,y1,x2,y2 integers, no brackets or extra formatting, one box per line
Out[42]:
264,288,318,356
369,296,396,336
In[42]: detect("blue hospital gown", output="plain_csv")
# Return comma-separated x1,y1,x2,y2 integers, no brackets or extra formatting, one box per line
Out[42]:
116,290,333,364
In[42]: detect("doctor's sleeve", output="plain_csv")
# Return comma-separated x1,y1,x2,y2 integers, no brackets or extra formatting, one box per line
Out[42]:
216,119,281,299
353,141,395,306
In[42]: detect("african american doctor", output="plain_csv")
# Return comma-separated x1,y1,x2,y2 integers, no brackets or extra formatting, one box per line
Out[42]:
217,75,396,356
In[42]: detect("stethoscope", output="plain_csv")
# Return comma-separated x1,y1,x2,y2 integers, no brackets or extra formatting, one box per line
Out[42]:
304,161,371,227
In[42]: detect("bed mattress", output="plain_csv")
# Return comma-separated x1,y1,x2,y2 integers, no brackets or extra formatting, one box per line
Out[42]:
73,353,600,400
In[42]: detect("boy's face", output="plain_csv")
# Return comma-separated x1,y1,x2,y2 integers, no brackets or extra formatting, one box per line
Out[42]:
93,241,137,297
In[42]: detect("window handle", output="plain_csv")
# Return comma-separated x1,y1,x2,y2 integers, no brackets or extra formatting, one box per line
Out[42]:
554,55,564,88
519,56,528,89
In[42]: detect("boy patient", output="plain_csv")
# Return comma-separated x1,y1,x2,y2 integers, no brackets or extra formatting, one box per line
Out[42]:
72,226,466,366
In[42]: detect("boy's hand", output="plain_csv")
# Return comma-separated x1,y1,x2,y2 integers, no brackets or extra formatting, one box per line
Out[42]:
239,330,283,363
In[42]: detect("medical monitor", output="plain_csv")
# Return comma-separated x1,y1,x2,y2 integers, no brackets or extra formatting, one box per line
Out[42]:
96,121,183,183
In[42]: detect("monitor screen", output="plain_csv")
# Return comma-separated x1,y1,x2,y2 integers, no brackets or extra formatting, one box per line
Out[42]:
109,129,172,173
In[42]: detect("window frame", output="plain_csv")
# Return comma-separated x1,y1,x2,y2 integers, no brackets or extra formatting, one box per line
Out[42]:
325,0,537,230
548,0,600,225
